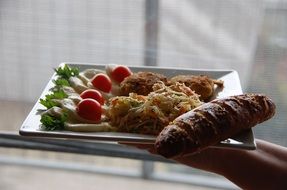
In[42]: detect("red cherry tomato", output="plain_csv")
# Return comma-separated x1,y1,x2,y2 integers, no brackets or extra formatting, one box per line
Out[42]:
80,89,105,105
91,73,112,93
110,65,132,83
77,99,102,122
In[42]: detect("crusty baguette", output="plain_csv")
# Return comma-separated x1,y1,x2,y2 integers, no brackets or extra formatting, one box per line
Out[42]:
155,94,276,158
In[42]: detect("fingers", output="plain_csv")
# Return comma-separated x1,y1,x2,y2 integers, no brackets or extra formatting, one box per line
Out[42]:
118,142,157,154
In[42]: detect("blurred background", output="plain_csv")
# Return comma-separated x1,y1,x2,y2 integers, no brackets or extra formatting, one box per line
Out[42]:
0,0,286,189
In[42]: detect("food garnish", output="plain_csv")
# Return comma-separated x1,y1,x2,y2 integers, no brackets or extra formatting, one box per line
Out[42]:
76,98,102,122
40,90,68,109
110,65,132,83
39,64,222,135
54,64,79,79
91,73,112,93
40,111,68,131
80,89,105,105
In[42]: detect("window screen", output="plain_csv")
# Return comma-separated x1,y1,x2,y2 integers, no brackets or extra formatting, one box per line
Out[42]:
0,1,286,190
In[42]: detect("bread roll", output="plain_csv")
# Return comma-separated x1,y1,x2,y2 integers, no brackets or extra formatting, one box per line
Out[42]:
155,94,276,158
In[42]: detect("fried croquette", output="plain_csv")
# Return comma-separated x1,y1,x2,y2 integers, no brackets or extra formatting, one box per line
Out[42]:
169,75,223,101
120,72,168,96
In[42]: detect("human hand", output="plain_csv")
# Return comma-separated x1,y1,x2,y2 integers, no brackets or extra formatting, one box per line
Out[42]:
120,140,287,190
119,142,227,174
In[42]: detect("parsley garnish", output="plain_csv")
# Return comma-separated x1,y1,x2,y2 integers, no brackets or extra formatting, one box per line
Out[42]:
53,78,70,87
39,64,79,130
39,90,68,109
40,113,68,130
54,64,79,80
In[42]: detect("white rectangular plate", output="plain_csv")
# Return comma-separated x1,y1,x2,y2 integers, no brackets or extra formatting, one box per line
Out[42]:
19,63,256,150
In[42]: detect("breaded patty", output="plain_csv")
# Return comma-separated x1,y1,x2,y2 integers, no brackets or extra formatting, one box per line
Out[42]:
120,72,168,96
169,75,224,101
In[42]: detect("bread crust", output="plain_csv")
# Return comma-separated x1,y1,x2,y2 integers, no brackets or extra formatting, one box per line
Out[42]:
155,94,276,158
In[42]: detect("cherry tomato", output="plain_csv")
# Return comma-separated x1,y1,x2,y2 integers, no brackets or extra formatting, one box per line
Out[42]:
80,89,105,105
110,65,132,83
91,73,112,93
76,99,102,122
